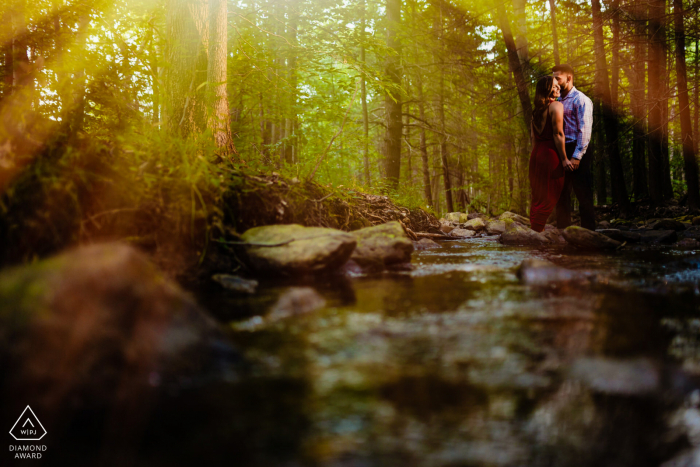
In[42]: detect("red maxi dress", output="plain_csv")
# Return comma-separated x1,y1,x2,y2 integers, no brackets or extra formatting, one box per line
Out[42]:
529,107,565,232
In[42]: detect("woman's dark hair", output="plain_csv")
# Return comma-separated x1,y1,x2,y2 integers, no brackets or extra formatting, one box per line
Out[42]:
532,76,554,125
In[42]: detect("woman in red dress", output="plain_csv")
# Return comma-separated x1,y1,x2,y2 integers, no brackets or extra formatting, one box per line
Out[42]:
529,76,574,232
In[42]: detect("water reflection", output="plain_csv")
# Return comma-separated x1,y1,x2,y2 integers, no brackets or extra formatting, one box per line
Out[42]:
212,238,700,466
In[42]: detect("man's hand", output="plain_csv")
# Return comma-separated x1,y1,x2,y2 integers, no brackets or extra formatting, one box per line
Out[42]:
562,158,575,172
570,158,581,170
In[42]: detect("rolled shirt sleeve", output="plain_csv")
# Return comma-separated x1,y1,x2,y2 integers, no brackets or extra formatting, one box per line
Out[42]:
572,94,593,160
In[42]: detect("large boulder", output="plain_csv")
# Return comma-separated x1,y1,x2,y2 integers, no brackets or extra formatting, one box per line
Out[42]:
542,229,566,244
499,211,530,226
561,226,621,250
440,224,455,234
463,217,487,232
450,228,476,238
444,212,463,224
650,219,687,231
350,221,414,269
597,229,642,243
499,219,548,245
639,229,678,244
485,220,506,235
0,243,239,438
414,238,441,250
241,224,356,275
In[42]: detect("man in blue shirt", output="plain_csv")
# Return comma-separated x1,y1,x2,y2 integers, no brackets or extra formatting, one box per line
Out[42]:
552,64,595,230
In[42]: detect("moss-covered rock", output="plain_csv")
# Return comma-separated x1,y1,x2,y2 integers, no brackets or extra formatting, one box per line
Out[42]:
463,217,487,232
241,224,356,275
350,221,413,270
499,219,548,245
450,228,476,238
486,220,506,235
445,212,464,224
498,211,530,226
562,226,621,250
0,243,238,427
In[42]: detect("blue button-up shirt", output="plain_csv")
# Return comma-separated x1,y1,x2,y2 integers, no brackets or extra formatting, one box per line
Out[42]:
559,86,593,160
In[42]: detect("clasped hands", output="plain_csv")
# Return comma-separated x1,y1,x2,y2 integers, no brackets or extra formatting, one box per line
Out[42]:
562,158,580,172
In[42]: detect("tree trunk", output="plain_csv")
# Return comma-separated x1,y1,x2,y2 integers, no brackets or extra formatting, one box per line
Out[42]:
285,7,298,165
383,0,402,191
611,0,620,110
548,0,560,65
417,78,432,207
149,27,160,125
439,68,453,212
632,1,648,200
361,0,370,186
495,2,532,134
648,0,666,203
673,0,700,208
661,6,673,200
2,9,15,97
207,0,232,151
512,0,528,67
695,9,699,156
594,98,608,204
164,0,209,137
591,0,629,211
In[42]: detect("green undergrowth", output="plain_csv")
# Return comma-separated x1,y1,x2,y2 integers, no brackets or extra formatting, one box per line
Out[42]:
0,128,438,277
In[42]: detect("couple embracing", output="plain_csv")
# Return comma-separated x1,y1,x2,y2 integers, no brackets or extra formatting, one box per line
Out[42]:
529,64,595,233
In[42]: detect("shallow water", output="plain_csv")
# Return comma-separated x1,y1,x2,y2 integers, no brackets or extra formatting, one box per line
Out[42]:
145,238,700,465
160,237,700,466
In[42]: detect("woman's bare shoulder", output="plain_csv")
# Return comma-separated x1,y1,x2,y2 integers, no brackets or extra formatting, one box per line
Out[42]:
549,101,564,112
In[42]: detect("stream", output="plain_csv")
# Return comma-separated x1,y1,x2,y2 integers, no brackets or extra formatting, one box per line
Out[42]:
150,236,700,467
36,237,700,466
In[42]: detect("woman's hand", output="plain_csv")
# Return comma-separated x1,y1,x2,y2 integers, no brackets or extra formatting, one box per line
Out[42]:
561,158,575,172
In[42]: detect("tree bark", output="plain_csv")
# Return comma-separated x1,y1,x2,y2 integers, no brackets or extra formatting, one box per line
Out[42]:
207,0,233,151
591,0,629,211
495,2,532,134
673,0,700,208
439,67,453,212
285,6,298,165
361,0,370,186
611,0,620,110
594,97,608,204
383,0,402,191
648,0,666,203
512,0,528,67
164,0,209,138
548,0,560,65
416,77,432,207
2,9,15,97
632,1,648,200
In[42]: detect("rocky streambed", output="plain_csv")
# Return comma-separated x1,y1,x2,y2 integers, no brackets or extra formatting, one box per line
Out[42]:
5,224,700,466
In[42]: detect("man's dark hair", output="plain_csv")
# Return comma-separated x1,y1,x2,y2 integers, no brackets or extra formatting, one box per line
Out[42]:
552,64,574,75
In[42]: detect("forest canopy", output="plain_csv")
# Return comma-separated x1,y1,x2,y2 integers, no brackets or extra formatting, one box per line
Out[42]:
2,0,700,221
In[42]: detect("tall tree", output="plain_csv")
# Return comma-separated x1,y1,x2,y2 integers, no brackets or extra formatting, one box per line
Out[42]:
673,0,700,208
360,0,370,186
164,0,209,138
207,0,233,151
648,0,666,202
436,5,453,212
632,1,648,200
548,0,560,66
512,0,528,67
494,2,532,133
591,0,629,211
383,0,402,191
